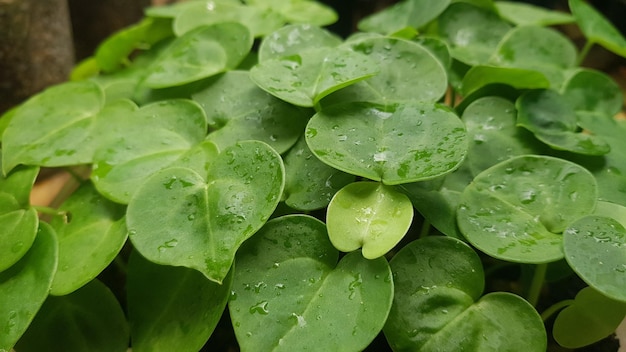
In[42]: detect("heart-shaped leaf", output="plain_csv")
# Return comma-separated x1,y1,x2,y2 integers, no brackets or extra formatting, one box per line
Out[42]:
560,68,623,116
192,71,310,153
553,287,626,348
357,0,451,34
0,164,39,271
250,46,380,107
283,135,355,211
495,1,574,26
384,236,546,352
490,26,577,87
516,89,610,155
258,24,341,62
322,36,448,105
458,155,597,263
563,215,626,302
437,2,512,65
230,215,393,352
569,0,626,58
173,1,284,37
327,181,413,258
144,23,253,88
15,279,128,352
461,66,550,97
127,140,284,283
2,81,104,174
306,101,467,185
127,251,232,352
49,183,127,295
0,223,57,351
91,99,208,204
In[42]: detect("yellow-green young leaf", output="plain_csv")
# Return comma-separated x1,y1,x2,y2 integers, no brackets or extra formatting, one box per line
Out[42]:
462,66,550,97
0,223,58,351
327,182,413,259
231,215,393,352
569,0,626,58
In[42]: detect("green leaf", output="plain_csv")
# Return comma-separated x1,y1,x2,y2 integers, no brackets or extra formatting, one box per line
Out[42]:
230,215,393,352
560,68,623,116
384,236,546,352
173,1,284,37
2,81,104,174
516,89,610,155
563,215,626,302
49,183,127,295
306,101,467,185
250,46,380,107
490,26,577,87
95,17,174,72
91,99,208,204
127,141,284,283
553,287,626,348
495,1,574,26
144,23,253,88
258,24,342,62
323,36,448,105
327,181,413,258
458,155,597,263
15,280,128,352
437,2,512,65
357,0,451,34
461,66,550,97
0,223,57,351
127,251,232,352
279,1,337,26
283,135,355,211
192,71,309,153
145,0,243,18
569,0,626,58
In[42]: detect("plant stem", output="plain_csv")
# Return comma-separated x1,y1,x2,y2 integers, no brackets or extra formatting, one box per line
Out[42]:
526,263,547,307
540,299,575,321
419,219,431,238
576,40,594,66
33,205,67,219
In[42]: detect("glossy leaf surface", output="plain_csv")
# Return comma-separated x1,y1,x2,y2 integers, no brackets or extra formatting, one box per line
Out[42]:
49,183,127,295
0,224,57,351
15,280,128,352
461,66,550,97
384,236,546,352
495,1,574,26
327,182,413,258
127,141,284,283
561,68,623,116
563,215,626,302
127,251,232,352
144,23,252,88
458,155,597,263
357,0,450,34
258,24,341,62
569,0,626,58
192,71,309,153
306,101,467,185
553,287,626,348
230,215,393,352
283,135,355,211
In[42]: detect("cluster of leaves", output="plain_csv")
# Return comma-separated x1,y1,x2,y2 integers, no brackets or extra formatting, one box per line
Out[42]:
1,0,626,350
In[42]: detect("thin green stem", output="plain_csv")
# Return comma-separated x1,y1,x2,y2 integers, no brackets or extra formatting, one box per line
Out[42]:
576,40,594,66
419,219,431,238
526,263,548,307
33,205,67,219
541,299,575,321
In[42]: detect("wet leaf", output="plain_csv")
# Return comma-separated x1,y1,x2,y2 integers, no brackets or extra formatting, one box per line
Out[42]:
0,223,57,351
495,1,574,26
49,183,127,295
127,251,232,352
15,280,128,352
306,101,467,185
192,71,310,153
384,236,546,352
563,215,626,302
127,141,284,283
458,155,597,263
560,68,623,116
569,0,626,58
230,215,393,352
326,181,413,259
358,0,451,34
258,24,341,62
144,23,252,88
553,287,626,348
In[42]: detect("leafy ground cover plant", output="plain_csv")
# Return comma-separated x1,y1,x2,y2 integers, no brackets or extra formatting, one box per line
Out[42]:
1,0,626,350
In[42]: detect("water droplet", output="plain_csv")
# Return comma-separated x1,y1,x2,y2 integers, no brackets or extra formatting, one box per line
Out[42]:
249,301,269,315
187,214,196,221
292,313,307,327
338,134,348,142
